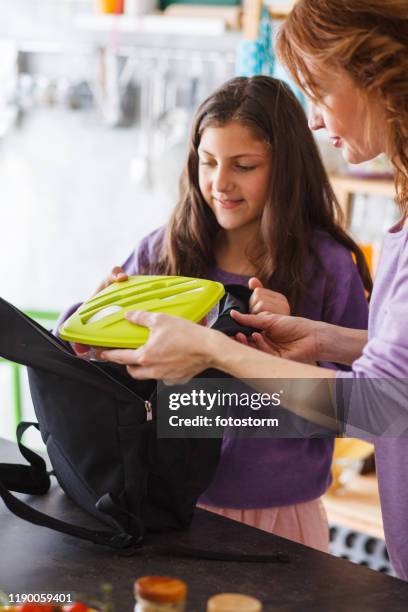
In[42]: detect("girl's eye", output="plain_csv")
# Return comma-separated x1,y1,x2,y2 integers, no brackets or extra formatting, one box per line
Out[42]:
236,165,256,172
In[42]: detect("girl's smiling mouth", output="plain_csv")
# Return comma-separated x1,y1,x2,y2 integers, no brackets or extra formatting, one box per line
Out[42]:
214,197,245,209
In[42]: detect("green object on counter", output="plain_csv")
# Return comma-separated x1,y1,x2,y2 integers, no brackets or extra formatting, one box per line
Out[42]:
0,309,59,432
60,275,225,349
10,362,23,427
160,0,241,8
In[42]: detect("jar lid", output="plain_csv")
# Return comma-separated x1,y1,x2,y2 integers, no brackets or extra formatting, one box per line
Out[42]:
135,576,188,603
206,593,262,612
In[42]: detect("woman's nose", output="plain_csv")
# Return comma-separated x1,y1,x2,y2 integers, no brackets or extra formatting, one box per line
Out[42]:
308,104,325,131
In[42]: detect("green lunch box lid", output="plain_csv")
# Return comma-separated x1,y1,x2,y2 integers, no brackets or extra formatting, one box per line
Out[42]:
59,275,225,348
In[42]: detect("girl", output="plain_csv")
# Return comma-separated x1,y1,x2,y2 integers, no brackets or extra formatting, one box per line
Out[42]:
90,75,370,553
102,2,408,580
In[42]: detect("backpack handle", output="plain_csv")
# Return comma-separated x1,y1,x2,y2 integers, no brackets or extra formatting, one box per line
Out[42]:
0,424,290,563
0,422,141,550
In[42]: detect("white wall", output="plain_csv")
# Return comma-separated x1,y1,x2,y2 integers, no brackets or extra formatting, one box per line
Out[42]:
0,105,180,445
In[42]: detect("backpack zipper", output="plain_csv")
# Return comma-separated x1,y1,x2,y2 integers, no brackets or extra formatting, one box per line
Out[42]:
144,400,153,421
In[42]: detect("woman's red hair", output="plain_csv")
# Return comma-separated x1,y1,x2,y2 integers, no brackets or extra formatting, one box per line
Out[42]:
276,0,408,213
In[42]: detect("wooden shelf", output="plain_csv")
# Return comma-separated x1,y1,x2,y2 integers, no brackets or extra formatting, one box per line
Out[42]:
323,474,384,540
243,0,297,39
329,174,396,226
330,174,395,198
75,13,230,36
267,1,298,19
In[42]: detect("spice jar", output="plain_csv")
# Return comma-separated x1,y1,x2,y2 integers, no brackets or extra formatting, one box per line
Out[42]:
206,593,262,612
134,576,187,611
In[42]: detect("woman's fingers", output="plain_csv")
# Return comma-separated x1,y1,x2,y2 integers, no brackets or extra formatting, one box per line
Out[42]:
100,346,145,365
234,332,249,345
235,325,279,355
126,364,155,380
100,310,170,367
125,309,162,328
98,310,214,381
230,309,276,330
251,332,276,354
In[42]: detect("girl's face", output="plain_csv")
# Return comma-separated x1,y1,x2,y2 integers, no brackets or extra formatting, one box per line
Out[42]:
307,69,386,164
198,121,271,234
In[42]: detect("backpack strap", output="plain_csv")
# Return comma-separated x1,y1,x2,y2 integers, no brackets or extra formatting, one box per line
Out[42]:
0,423,142,550
0,428,290,562
0,422,50,494
213,284,262,337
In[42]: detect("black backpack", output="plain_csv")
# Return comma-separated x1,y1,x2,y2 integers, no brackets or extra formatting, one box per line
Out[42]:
0,291,289,563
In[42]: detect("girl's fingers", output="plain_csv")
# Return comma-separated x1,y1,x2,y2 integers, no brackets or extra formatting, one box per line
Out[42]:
111,266,124,275
109,272,128,283
116,272,129,281
72,342,91,355
94,266,128,296
248,277,264,290
250,301,273,315
106,267,128,286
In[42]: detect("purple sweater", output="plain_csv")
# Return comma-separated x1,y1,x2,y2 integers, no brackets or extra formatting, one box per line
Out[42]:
124,227,368,509
338,223,408,580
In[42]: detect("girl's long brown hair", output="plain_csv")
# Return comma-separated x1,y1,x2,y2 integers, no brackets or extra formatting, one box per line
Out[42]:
275,0,408,215
147,76,371,313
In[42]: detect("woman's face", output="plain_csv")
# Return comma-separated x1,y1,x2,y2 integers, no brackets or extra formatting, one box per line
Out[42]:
198,121,271,234
307,69,386,164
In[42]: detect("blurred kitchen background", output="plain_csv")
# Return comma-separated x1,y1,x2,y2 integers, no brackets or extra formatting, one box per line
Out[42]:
0,0,398,310
0,0,399,575
0,0,398,438
0,0,241,310
0,0,398,420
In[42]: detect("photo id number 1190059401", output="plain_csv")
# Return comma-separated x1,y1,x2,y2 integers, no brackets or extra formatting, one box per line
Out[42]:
5,593,76,607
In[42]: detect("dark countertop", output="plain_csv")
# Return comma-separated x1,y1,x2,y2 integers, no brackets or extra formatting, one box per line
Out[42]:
1,438,408,612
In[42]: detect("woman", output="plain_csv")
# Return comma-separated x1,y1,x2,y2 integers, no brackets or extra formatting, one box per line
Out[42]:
101,0,408,579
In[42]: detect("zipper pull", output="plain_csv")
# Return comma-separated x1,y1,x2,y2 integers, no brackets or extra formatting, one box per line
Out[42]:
144,400,152,421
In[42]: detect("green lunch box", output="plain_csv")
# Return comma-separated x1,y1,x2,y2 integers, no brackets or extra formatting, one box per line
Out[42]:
59,275,225,349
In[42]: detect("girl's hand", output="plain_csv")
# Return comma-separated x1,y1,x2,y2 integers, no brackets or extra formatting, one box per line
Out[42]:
93,265,128,296
72,342,93,356
72,266,128,357
248,277,290,316
99,311,217,382
232,310,318,364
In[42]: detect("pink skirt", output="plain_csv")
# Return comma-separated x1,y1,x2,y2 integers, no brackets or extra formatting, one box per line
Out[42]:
198,498,329,553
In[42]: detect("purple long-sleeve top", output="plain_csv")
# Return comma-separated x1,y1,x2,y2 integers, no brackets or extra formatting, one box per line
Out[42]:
122,227,368,509
337,222,408,580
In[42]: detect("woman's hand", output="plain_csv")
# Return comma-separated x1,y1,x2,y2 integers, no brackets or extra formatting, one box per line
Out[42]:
248,277,290,316
232,310,318,364
99,311,218,381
